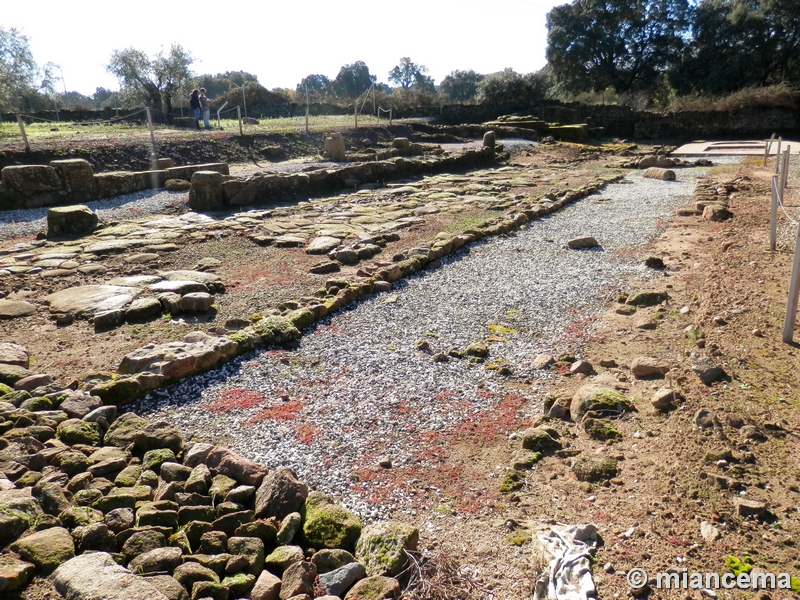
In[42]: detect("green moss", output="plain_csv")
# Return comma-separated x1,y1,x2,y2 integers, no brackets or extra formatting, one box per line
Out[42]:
500,470,525,494
487,323,518,334
585,390,633,414
506,531,532,546
585,418,622,442
302,492,362,551
725,555,752,576
572,457,619,482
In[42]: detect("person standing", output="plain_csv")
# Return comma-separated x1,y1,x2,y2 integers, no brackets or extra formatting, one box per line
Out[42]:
189,89,201,129
199,88,211,130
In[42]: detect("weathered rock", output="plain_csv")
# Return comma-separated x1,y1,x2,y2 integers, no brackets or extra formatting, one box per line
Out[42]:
148,574,190,600
642,167,676,181
735,498,767,518
651,388,675,410
625,290,667,307
690,353,725,384
630,357,670,378
566,236,599,250
319,561,367,597
11,526,75,573
226,536,265,576
700,521,720,543
0,342,29,368
61,393,104,419
0,300,37,320
355,521,418,577
306,236,342,255
570,384,632,420
311,548,356,574
254,467,308,520
521,427,562,452
203,446,268,487
104,507,135,533
47,205,98,238
57,419,103,446
279,560,316,600
128,546,184,574
0,554,35,592
531,354,554,370
572,457,619,482
276,511,301,545
189,171,225,212
121,529,166,560
250,570,281,600
53,552,169,600
302,492,362,551
180,292,214,312
703,204,732,221
264,545,304,574
72,522,117,553
43,285,141,317
221,572,256,597
174,561,220,590
343,576,401,600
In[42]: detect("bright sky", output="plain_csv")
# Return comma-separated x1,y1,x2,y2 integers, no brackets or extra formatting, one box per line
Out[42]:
4,0,565,96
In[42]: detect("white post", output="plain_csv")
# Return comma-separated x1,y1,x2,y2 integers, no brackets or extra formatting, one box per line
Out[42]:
216,101,228,129
783,220,800,343
145,107,157,162
389,107,393,126
241,85,247,118
771,175,779,251
775,137,783,174
305,85,310,134
781,147,791,193
354,103,358,128
237,105,243,136
764,133,775,167
16,114,30,152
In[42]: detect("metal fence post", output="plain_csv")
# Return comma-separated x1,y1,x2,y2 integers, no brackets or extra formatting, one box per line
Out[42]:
771,175,779,251
16,114,30,152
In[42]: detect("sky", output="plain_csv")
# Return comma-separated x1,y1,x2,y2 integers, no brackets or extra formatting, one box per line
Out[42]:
3,0,566,97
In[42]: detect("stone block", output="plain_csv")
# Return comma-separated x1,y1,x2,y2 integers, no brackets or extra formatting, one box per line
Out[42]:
50,159,97,202
189,171,225,212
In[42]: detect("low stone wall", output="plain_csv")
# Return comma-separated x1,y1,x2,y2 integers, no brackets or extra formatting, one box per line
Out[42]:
0,160,229,212
189,147,499,211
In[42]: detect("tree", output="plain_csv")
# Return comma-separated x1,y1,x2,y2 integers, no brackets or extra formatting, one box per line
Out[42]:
296,74,332,100
389,57,429,89
0,27,40,110
440,70,485,103
333,61,376,99
476,69,546,108
107,44,193,121
670,0,800,94
546,0,691,97
194,71,259,99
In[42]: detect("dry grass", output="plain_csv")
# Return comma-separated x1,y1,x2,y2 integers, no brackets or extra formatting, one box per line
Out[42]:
400,550,488,600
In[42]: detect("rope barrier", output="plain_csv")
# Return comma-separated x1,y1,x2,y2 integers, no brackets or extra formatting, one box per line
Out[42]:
777,155,798,226
19,108,148,126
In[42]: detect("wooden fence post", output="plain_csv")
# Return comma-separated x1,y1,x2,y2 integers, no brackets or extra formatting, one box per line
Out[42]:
775,137,783,174
783,220,800,343
16,114,30,152
237,106,243,136
764,133,775,167
145,107,157,161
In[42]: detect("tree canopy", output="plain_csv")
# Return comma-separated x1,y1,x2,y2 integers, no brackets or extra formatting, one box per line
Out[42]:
0,27,42,110
296,74,333,99
333,61,376,99
440,70,485,103
107,44,193,120
546,0,691,95
388,57,429,89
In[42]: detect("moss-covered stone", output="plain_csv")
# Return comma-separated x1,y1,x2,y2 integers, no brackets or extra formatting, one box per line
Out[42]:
0,555,35,592
287,308,315,329
500,469,526,494
570,384,633,421
10,527,75,573
355,521,419,577
251,315,301,345
0,382,14,397
233,519,277,546
227,536,265,576
572,457,619,482
301,492,362,551
264,545,304,573
208,474,237,501
135,505,178,529
58,451,92,477
56,419,102,446
104,412,149,448
626,290,668,307
58,506,104,529
114,464,142,487
465,341,489,357
142,448,176,473
344,575,401,600
89,377,142,405
221,572,256,597
310,548,356,574
182,520,214,549
583,418,622,442
521,427,562,452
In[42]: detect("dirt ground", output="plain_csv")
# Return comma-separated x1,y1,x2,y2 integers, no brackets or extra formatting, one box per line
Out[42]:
3,132,800,599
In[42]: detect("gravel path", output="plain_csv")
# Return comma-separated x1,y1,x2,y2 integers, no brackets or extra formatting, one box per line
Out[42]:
0,189,189,238
133,160,740,519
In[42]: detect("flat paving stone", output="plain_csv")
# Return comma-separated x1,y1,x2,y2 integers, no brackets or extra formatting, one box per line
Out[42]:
0,300,37,319
43,285,140,316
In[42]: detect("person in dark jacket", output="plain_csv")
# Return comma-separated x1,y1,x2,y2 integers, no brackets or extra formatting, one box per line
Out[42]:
199,88,211,130
189,89,201,129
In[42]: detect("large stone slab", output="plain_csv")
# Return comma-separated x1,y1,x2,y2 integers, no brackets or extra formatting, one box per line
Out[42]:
53,551,169,600
0,300,37,320
11,527,75,573
0,342,29,368
43,285,141,317
47,205,99,238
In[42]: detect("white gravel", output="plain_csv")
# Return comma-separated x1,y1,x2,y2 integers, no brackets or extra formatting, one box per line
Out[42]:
132,158,742,519
0,189,189,238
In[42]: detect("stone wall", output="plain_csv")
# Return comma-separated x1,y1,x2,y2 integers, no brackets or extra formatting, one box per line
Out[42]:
0,160,229,212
